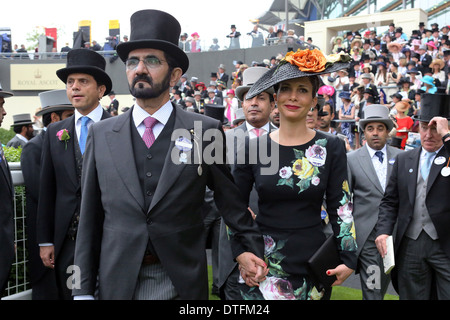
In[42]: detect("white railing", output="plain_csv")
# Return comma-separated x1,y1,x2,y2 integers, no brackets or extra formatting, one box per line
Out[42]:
1,162,32,300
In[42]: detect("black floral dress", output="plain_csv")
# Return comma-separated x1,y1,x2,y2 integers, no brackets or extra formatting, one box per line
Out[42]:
232,131,357,300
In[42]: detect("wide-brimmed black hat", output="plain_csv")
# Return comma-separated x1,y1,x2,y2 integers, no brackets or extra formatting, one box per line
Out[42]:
246,53,351,99
413,93,450,122
56,49,112,96
116,9,189,74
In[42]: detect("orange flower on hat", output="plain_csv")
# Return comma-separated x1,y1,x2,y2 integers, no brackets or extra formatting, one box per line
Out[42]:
285,49,327,72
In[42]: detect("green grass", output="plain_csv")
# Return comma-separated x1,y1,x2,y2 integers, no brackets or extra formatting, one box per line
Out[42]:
208,266,399,300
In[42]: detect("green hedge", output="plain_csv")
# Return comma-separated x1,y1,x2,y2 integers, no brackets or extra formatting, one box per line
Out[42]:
0,128,15,146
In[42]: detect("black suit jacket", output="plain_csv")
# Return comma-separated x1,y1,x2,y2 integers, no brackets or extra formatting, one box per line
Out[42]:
377,140,450,289
37,110,110,257
21,131,48,284
72,104,264,299
0,144,15,292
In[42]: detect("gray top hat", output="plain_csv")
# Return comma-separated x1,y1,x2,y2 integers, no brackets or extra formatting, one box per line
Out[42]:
235,67,274,101
0,83,13,98
233,108,245,125
359,104,394,132
36,89,74,116
11,113,35,127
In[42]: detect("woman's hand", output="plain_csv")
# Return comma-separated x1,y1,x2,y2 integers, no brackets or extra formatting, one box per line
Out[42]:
326,264,354,286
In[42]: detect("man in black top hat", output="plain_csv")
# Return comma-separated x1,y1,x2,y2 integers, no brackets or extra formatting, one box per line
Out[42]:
376,93,450,299
107,91,119,115
227,24,241,49
37,48,112,300
6,113,35,148
0,86,15,295
72,9,266,300
21,89,74,300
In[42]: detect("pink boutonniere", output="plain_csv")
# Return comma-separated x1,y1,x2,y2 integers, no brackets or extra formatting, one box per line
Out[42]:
56,129,70,150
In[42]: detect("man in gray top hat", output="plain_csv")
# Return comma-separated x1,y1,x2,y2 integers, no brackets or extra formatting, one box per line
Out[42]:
21,89,74,299
347,104,402,300
0,85,15,295
6,113,35,148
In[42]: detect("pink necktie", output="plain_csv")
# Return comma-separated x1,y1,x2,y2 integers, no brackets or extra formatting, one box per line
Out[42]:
253,128,262,137
142,116,159,148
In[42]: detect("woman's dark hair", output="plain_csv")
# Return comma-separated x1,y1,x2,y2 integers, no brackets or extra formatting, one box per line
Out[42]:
273,75,320,98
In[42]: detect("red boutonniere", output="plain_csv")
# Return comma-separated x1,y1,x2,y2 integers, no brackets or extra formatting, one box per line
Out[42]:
56,129,70,150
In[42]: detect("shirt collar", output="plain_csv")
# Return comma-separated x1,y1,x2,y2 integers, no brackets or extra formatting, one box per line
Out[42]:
74,103,104,124
245,121,271,133
132,100,173,127
16,134,28,143
366,144,387,159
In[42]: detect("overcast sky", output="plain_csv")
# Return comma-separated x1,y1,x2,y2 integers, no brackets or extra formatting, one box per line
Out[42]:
3,0,274,50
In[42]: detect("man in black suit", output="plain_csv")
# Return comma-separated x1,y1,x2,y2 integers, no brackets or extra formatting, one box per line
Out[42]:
107,91,119,115
72,9,266,300
217,64,229,87
418,44,432,75
36,49,112,300
376,94,450,299
0,86,15,295
21,89,74,299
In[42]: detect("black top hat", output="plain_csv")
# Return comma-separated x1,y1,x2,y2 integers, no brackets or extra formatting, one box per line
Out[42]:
390,136,403,148
204,104,228,125
56,49,112,96
413,93,450,122
116,9,189,74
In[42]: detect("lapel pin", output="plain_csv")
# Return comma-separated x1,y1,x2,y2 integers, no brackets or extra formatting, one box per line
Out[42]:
435,156,446,165
389,158,395,165
409,168,413,173
441,158,450,177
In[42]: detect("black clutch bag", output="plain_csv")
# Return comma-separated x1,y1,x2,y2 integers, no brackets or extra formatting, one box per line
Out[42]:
307,235,341,290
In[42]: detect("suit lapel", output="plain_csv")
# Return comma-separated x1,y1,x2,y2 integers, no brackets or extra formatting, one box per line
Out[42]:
60,116,79,188
406,148,421,206
106,108,145,212
148,105,191,213
358,146,384,195
427,147,448,194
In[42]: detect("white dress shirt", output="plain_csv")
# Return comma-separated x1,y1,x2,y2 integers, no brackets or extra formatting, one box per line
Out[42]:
132,100,173,138
366,144,387,191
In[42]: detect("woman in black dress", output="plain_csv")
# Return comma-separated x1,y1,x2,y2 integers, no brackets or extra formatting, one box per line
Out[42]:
233,49,358,300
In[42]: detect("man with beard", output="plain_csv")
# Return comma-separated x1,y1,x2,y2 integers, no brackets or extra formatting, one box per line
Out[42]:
269,105,280,128
6,113,35,148
72,9,267,300
318,102,336,134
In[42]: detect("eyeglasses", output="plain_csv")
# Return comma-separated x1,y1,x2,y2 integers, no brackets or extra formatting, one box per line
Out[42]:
125,56,166,70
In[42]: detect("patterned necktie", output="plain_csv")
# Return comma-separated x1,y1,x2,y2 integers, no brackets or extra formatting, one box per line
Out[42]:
142,116,159,148
79,116,90,155
374,150,384,163
421,151,435,180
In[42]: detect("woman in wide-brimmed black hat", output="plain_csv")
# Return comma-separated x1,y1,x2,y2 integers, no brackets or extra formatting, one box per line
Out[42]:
232,49,358,300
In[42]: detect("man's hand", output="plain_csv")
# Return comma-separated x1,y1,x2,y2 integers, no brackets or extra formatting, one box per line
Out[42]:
428,116,450,138
40,245,55,269
236,252,268,287
375,234,390,258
